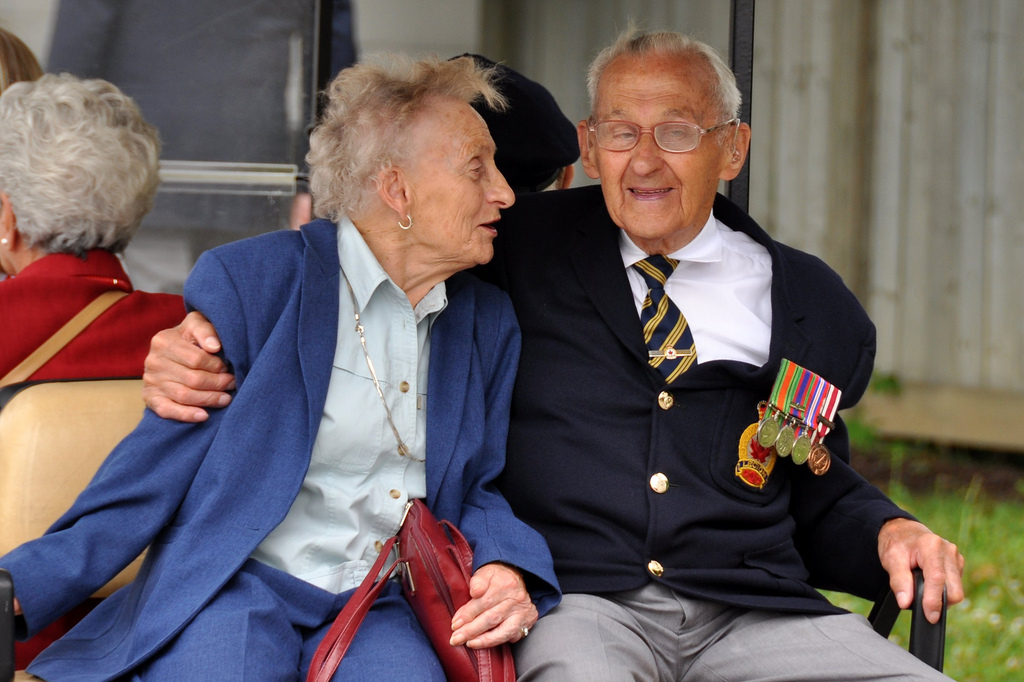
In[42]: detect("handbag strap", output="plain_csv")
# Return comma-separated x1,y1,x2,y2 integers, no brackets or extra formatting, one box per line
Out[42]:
306,535,401,682
0,289,128,387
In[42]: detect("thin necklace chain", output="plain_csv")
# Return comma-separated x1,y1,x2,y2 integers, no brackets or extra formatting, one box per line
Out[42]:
345,279,423,462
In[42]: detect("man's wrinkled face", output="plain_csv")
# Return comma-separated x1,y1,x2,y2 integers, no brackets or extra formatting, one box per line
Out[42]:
578,52,748,255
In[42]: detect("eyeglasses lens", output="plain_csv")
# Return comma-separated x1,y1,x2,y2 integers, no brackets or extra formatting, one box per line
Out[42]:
593,121,700,153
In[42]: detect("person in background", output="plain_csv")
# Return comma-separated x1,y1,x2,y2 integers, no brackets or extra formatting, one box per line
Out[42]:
0,72,184,669
461,54,578,193
1,55,558,681
0,27,42,93
0,26,42,286
0,74,184,384
141,30,963,681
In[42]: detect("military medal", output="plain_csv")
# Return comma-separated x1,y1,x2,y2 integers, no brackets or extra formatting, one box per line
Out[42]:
775,420,796,457
807,443,832,475
741,359,842,483
756,414,781,448
791,431,813,464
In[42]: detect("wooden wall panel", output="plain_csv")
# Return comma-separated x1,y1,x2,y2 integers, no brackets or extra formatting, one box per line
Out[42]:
481,0,1024,446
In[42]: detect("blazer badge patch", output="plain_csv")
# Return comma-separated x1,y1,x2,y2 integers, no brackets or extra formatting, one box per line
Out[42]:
735,421,776,489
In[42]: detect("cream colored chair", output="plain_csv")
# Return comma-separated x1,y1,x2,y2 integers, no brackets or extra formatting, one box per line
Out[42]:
0,379,147,681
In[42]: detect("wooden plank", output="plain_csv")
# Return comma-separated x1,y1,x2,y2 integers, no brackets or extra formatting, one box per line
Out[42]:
900,0,947,383
952,0,991,386
854,383,1024,454
984,0,1024,390
867,0,909,376
770,0,810,248
803,0,832,262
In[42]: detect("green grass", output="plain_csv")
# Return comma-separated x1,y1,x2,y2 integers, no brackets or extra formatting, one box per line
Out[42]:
823,486,1024,681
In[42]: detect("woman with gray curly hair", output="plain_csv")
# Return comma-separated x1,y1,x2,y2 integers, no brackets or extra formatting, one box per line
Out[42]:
2,55,558,681
0,73,183,384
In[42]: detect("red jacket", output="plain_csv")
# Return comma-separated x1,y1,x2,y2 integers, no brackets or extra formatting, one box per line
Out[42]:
2,249,183,668
1,250,184,381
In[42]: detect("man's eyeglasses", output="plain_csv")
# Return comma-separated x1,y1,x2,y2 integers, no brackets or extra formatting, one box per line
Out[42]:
588,118,739,153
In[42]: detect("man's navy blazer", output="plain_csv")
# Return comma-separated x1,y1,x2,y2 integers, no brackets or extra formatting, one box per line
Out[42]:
485,185,909,614
2,221,559,681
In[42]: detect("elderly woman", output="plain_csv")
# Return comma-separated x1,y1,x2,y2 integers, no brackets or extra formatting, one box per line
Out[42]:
0,74,184,383
1,56,559,680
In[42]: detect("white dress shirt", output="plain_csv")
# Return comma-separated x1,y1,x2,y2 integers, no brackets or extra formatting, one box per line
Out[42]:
621,210,773,366
252,217,446,593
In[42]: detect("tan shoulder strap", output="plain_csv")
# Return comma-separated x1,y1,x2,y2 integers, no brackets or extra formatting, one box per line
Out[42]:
1,290,129,387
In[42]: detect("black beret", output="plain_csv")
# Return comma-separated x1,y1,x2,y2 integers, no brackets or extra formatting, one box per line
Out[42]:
457,54,579,193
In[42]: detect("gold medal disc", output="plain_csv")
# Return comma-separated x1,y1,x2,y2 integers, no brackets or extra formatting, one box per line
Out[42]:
791,434,812,464
775,424,796,457
756,417,780,448
807,443,832,475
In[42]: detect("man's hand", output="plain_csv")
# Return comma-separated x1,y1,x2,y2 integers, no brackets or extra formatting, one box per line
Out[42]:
878,517,964,624
449,563,537,649
13,596,21,616
142,311,235,422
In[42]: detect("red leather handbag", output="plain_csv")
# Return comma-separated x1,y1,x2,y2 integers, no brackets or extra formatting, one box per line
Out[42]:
307,500,516,682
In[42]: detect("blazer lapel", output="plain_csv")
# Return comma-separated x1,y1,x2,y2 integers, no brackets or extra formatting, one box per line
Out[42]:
424,275,473,506
568,211,649,362
298,221,342,446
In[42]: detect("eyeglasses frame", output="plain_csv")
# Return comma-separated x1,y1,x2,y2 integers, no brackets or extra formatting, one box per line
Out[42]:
587,117,740,154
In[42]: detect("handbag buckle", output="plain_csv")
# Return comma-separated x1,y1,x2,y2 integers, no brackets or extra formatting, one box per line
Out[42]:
400,560,416,595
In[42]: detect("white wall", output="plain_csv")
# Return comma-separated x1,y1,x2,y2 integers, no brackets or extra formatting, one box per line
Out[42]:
353,0,483,58
0,0,59,66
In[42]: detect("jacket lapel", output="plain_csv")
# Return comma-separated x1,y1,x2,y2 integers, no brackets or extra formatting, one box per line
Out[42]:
298,221,342,447
568,209,649,362
423,274,473,506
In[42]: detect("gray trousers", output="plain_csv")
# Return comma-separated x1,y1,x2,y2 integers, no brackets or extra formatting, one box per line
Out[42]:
513,583,953,681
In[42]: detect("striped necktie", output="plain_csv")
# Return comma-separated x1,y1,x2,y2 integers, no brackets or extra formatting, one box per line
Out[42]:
633,255,697,383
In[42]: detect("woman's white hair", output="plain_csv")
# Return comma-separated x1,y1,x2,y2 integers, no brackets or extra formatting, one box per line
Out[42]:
0,73,160,256
587,28,742,124
309,54,505,222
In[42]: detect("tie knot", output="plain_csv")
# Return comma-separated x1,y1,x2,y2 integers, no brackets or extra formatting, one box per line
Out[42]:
633,255,679,288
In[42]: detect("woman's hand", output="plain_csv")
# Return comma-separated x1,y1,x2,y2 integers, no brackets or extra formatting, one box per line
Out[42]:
449,562,537,649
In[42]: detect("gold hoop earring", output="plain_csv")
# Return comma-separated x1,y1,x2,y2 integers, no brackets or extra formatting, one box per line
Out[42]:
398,214,413,230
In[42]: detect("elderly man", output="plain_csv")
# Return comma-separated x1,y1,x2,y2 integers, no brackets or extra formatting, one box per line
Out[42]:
143,32,961,681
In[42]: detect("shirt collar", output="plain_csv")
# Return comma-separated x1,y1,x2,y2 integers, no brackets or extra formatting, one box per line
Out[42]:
336,216,447,324
620,210,724,269
337,215,390,312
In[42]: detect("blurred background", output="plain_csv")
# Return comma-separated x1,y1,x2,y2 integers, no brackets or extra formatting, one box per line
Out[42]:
1,1,1022,676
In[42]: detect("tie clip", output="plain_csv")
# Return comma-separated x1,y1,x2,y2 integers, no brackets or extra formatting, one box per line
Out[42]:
649,347,694,359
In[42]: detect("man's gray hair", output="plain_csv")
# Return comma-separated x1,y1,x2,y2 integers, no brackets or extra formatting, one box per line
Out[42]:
309,54,506,222
587,29,742,123
0,73,160,257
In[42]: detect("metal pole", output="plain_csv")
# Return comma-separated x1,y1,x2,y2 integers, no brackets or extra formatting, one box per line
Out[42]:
728,0,755,212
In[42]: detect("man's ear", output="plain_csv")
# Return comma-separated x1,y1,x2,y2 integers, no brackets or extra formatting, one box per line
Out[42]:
719,122,752,182
577,120,601,180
